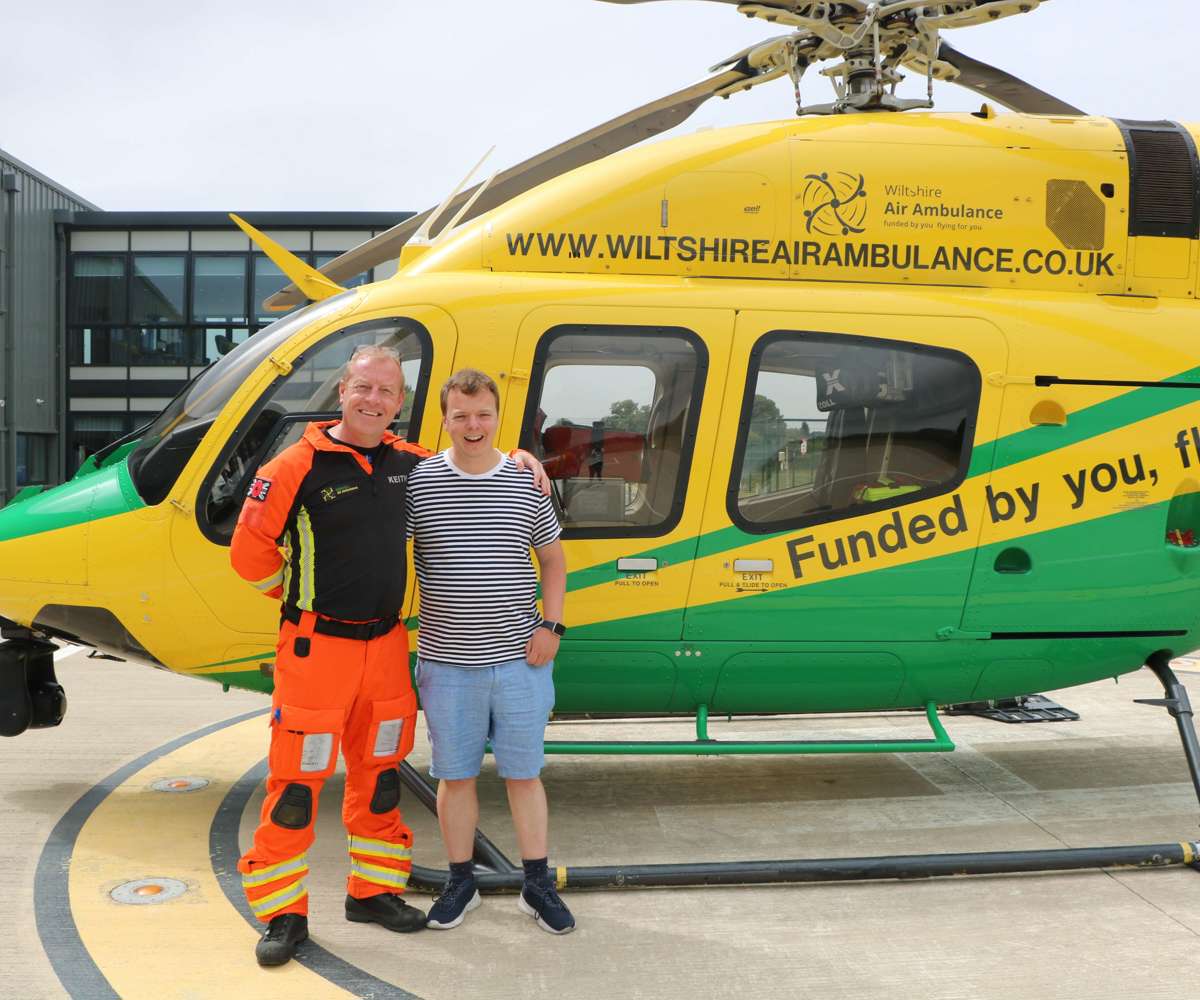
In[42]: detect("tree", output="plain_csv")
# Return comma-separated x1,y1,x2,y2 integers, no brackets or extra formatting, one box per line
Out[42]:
606,398,651,433
748,394,786,451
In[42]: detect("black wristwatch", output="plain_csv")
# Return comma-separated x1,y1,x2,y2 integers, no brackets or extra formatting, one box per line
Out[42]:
539,620,566,637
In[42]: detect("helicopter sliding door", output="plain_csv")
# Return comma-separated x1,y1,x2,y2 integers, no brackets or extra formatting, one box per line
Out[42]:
504,305,732,712
170,308,450,641
682,310,1006,712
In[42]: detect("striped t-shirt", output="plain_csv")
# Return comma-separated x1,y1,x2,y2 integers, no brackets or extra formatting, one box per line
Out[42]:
406,450,562,666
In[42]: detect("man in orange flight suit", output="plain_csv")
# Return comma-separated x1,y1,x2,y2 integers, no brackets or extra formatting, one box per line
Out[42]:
231,343,544,967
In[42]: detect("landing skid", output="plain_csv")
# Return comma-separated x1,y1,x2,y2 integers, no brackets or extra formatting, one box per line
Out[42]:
399,659,1200,893
943,693,1080,723
1140,653,1200,813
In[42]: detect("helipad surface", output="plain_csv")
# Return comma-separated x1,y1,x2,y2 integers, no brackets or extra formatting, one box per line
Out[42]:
3,647,1199,999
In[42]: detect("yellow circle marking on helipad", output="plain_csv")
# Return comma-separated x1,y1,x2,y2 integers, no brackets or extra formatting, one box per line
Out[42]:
68,713,355,999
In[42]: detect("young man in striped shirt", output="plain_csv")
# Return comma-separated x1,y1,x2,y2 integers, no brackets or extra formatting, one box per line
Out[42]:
407,368,574,934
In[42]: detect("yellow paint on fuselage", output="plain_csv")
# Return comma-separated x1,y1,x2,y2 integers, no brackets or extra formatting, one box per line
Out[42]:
3,112,1199,684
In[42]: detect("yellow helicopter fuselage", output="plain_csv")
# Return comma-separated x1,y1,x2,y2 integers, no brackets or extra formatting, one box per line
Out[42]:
2,111,1199,718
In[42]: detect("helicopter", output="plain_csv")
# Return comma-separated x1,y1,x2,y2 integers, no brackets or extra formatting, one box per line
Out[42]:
2,0,1200,796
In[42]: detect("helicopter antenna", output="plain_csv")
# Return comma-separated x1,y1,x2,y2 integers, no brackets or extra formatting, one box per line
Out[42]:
409,146,496,246
429,167,499,246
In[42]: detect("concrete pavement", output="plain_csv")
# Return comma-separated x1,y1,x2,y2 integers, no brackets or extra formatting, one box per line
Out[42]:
3,648,1198,999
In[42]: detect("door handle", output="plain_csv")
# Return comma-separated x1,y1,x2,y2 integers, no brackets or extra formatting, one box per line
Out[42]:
617,557,658,572
733,559,773,573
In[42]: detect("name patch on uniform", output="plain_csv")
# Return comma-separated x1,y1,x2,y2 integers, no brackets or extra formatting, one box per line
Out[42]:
247,477,272,502
387,475,407,484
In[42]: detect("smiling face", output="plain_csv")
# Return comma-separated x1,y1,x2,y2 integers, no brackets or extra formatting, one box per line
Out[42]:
443,387,499,463
335,354,405,447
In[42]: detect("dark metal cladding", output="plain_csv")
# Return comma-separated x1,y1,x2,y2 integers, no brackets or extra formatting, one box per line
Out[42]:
0,147,97,504
1114,119,1200,238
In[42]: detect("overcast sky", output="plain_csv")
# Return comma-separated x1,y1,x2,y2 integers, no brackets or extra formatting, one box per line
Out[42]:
4,1,1196,212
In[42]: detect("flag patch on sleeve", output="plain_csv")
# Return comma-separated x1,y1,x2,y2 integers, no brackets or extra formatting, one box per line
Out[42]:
247,477,272,502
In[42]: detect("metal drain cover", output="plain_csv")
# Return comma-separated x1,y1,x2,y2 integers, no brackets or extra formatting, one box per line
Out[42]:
110,878,189,905
150,776,210,793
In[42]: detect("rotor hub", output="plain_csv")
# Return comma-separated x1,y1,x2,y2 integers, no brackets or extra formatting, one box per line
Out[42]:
715,0,1052,115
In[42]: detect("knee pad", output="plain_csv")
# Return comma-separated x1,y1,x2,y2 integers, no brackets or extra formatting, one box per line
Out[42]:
370,768,400,814
270,783,313,830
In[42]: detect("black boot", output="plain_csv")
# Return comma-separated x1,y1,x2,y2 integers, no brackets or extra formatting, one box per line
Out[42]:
255,913,308,967
345,892,426,932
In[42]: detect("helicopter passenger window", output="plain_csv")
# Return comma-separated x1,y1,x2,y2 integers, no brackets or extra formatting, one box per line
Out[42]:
198,316,431,543
730,332,978,532
519,325,707,538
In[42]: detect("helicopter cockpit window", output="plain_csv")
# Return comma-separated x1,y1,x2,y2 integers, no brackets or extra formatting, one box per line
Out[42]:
126,292,358,507
198,316,431,543
731,332,978,533
519,325,706,538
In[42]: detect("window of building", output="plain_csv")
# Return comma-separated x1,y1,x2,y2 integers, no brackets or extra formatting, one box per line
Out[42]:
130,327,191,366
68,413,129,470
16,434,53,487
520,326,706,538
730,331,978,533
199,315,431,541
314,253,371,289
252,255,303,325
192,255,247,323
69,255,127,324
69,327,130,366
202,327,251,364
131,256,186,324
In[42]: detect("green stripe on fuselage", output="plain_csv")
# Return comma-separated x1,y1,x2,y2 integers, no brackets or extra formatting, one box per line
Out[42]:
209,501,1197,704
0,461,144,541
192,668,275,695
566,364,1200,593
568,495,1197,646
988,364,1200,473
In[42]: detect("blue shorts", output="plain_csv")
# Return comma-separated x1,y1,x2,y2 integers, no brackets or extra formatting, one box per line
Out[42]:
416,657,555,780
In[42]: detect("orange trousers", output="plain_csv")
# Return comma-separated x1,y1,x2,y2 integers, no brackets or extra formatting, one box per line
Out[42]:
237,613,417,922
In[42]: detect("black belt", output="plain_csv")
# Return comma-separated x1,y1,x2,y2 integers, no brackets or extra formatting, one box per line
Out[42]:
281,605,399,641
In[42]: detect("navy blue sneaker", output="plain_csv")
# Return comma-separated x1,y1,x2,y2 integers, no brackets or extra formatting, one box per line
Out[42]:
518,876,575,934
426,874,481,929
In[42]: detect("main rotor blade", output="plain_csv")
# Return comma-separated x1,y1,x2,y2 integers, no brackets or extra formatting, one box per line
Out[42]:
598,0,783,5
936,39,1083,116
265,68,752,311
598,0,803,7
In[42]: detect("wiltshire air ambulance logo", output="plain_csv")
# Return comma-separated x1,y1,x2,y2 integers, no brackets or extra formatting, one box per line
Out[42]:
320,483,360,503
801,172,868,235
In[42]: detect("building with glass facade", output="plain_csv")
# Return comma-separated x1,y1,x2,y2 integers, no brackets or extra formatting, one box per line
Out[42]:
62,211,410,481
0,147,414,506
0,148,98,504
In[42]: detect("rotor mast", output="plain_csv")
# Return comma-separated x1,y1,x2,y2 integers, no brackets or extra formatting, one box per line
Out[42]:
721,1,1052,116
